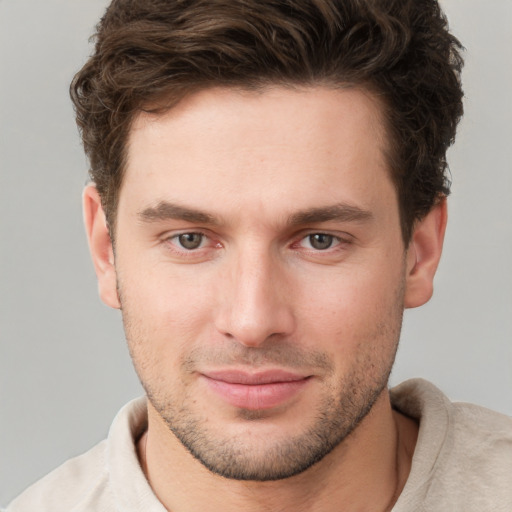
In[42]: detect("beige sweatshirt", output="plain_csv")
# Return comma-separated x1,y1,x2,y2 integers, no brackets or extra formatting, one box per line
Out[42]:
5,379,512,511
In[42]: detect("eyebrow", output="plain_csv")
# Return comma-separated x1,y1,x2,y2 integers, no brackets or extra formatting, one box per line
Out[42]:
138,202,218,225
287,203,373,226
138,201,373,227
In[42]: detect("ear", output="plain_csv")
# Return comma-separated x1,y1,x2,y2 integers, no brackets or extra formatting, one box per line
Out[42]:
83,185,121,309
404,198,447,309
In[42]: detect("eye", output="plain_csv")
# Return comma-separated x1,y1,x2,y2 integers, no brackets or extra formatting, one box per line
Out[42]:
302,233,338,251
162,231,222,261
174,232,205,250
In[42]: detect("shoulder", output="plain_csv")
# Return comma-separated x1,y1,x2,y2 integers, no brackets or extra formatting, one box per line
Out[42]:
391,379,512,511
451,399,512,435
5,441,113,512
6,397,148,512
392,377,512,435
448,400,512,486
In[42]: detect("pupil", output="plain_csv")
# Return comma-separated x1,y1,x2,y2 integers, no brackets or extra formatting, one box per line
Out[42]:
310,234,333,250
179,233,202,250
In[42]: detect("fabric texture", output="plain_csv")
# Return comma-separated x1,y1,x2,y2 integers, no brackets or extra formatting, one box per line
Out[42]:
5,379,512,511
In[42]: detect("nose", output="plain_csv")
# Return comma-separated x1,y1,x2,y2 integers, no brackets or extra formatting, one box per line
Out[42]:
214,248,296,347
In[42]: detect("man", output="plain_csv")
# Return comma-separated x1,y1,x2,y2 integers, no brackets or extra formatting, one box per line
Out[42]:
6,0,511,510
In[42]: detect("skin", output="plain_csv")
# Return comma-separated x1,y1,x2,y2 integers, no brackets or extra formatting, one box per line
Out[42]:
84,86,446,511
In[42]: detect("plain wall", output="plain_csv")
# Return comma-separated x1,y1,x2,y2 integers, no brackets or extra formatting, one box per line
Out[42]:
1,0,511,505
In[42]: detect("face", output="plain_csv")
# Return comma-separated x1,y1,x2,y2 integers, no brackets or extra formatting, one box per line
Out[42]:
103,86,415,480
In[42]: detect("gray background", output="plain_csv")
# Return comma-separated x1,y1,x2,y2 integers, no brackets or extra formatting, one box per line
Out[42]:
1,0,511,505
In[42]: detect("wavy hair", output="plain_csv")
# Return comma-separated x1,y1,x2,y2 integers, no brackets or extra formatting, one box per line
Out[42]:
70,0,464,241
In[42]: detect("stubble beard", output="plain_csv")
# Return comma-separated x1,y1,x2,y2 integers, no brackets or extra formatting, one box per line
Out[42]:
148,361,394,481
119,282,404,482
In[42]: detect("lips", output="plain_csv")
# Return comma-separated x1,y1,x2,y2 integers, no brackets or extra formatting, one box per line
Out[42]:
200,370,311,410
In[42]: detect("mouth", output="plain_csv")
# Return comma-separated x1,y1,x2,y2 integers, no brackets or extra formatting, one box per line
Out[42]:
200,369,312,410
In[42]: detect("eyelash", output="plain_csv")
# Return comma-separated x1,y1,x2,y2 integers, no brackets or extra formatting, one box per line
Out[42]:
297,233,342,251
164,231,219,257
163,231,351,258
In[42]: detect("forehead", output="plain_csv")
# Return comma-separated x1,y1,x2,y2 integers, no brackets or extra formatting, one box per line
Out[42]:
130,85,387,155
122,86,395,224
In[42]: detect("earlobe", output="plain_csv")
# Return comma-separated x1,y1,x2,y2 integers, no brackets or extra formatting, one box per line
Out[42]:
83,185,121,309
404,199,447,309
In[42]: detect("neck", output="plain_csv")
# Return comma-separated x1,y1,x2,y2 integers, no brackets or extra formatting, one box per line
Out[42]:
137,390,418,512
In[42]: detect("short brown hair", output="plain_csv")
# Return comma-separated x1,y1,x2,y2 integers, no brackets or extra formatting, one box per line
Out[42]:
70,0,464,241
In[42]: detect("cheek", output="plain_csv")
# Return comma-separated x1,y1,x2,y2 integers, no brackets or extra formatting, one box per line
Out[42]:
116,261,216,368
120,256,211,316
298,265,405,351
